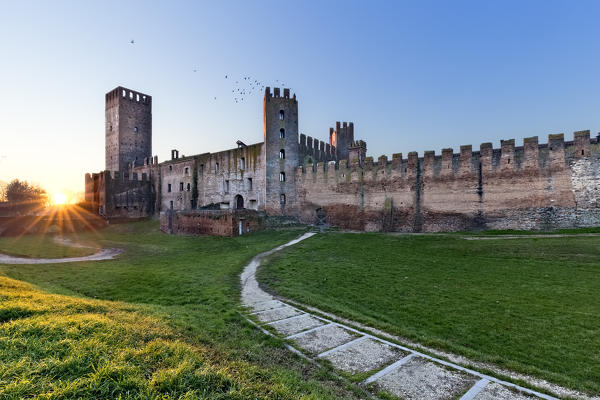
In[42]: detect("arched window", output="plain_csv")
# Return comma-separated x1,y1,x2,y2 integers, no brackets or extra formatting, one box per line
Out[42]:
279,149,285,159
279,110,284,120
186,183,191,191
134,126,138,132
280,128,285,139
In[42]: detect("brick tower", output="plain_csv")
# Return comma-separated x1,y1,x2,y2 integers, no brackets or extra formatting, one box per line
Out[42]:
264,87,299,214
329,121,354,161
105,86,152,173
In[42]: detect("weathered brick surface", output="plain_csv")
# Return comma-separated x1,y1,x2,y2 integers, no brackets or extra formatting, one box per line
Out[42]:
159,209,264,236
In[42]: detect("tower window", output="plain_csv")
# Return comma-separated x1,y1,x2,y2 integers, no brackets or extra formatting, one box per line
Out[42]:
136,94,140,102
279,149,285,159
280,194,286,204
279,172,285,182
279,110,284,120
122,89,126,98
167,183,172,192
185,167,189,175
225,180,230,193
180,182,184,191
170,200,173,209
215,162,219,173
187,183,191,191
129,91,133,99
280,128,285,139
247,177,253,190
134,126,138,132
240,157,245,170
169,165,173,171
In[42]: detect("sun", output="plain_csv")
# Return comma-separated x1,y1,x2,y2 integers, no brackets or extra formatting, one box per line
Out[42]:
52,192,68,205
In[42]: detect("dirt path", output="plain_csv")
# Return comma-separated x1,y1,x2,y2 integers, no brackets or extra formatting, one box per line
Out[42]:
0,236,122,264
241,233,597,400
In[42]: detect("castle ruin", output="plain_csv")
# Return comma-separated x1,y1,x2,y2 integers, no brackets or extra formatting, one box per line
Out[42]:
85,85,600,233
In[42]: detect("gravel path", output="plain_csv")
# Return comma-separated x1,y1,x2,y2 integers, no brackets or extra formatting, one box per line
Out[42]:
241,232,595,400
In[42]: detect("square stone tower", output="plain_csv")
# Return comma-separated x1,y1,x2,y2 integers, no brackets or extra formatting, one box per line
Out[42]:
263,87,299,214
105,86,152,172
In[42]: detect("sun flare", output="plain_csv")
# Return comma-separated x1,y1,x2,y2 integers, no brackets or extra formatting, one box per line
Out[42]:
52,192,68,205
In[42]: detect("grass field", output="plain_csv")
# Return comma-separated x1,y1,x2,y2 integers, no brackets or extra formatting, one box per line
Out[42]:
0,234,98,258
0,221,366,399
258,232,600,395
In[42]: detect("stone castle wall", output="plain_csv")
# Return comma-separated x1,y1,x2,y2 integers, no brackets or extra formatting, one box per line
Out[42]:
295,131,600,232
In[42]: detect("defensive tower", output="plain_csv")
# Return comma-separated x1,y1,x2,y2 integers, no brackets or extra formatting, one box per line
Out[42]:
105,86,152,173
264,87,298,214
329,121,354,161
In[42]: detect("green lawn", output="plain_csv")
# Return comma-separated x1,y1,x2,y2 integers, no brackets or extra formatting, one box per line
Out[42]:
0,221,366,399
258,232,600,395
0,234,98,258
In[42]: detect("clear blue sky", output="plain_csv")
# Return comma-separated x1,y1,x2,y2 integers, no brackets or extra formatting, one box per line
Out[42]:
1,1,599,197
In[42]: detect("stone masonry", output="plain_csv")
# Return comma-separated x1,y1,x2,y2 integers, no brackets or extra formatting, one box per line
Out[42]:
86,85,600,232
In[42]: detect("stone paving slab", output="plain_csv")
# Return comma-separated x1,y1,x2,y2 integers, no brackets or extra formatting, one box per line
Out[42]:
322,337,407,374
371,356,477,400
292,324,360,355
255,306,302,323
268,313,325,336
248,299,286,313
474,382,537,400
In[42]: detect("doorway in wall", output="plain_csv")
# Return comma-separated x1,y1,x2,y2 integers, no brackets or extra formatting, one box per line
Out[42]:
234,194,244,209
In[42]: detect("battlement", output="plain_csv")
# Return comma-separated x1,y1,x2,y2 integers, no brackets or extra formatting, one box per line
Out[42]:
349,140,366,149
299,133,336,163
264,87,296,102
297,130,600,182
105,86,152,109
329,121,355,160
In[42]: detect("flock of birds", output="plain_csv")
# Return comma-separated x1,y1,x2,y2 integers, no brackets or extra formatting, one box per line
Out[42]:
130,39,289,104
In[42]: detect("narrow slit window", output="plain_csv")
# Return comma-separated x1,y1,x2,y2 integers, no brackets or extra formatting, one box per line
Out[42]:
247,177,253,190
279,172,285,182
180,182,184,191
280,194,286,204
279,149,285,159
279,110,284,120
185,167,189,175
280,128,285,139
186,183,191,191
167,183,172,192
240,157,245,170
225,180,230,193
215,162,219,173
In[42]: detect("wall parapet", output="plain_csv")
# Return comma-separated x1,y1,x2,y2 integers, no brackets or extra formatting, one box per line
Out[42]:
297,130,598,180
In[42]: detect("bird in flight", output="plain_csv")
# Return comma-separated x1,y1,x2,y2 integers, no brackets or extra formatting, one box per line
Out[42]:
130,39,135,44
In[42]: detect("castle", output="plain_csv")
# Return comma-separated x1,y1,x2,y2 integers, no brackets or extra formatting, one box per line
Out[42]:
86,85,600,233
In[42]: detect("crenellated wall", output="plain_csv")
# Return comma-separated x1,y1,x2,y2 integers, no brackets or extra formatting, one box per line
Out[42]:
295,131,600,232
298,133,338,164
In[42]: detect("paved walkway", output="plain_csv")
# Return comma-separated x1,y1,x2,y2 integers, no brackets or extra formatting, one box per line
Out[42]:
241,232,572,400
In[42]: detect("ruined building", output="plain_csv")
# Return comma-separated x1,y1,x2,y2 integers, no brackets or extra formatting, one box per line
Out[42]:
86,85,600,233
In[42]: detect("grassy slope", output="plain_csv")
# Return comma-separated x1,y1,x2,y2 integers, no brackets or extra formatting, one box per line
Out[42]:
0,221,366,399
258,232,600,395
0,235,98,258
